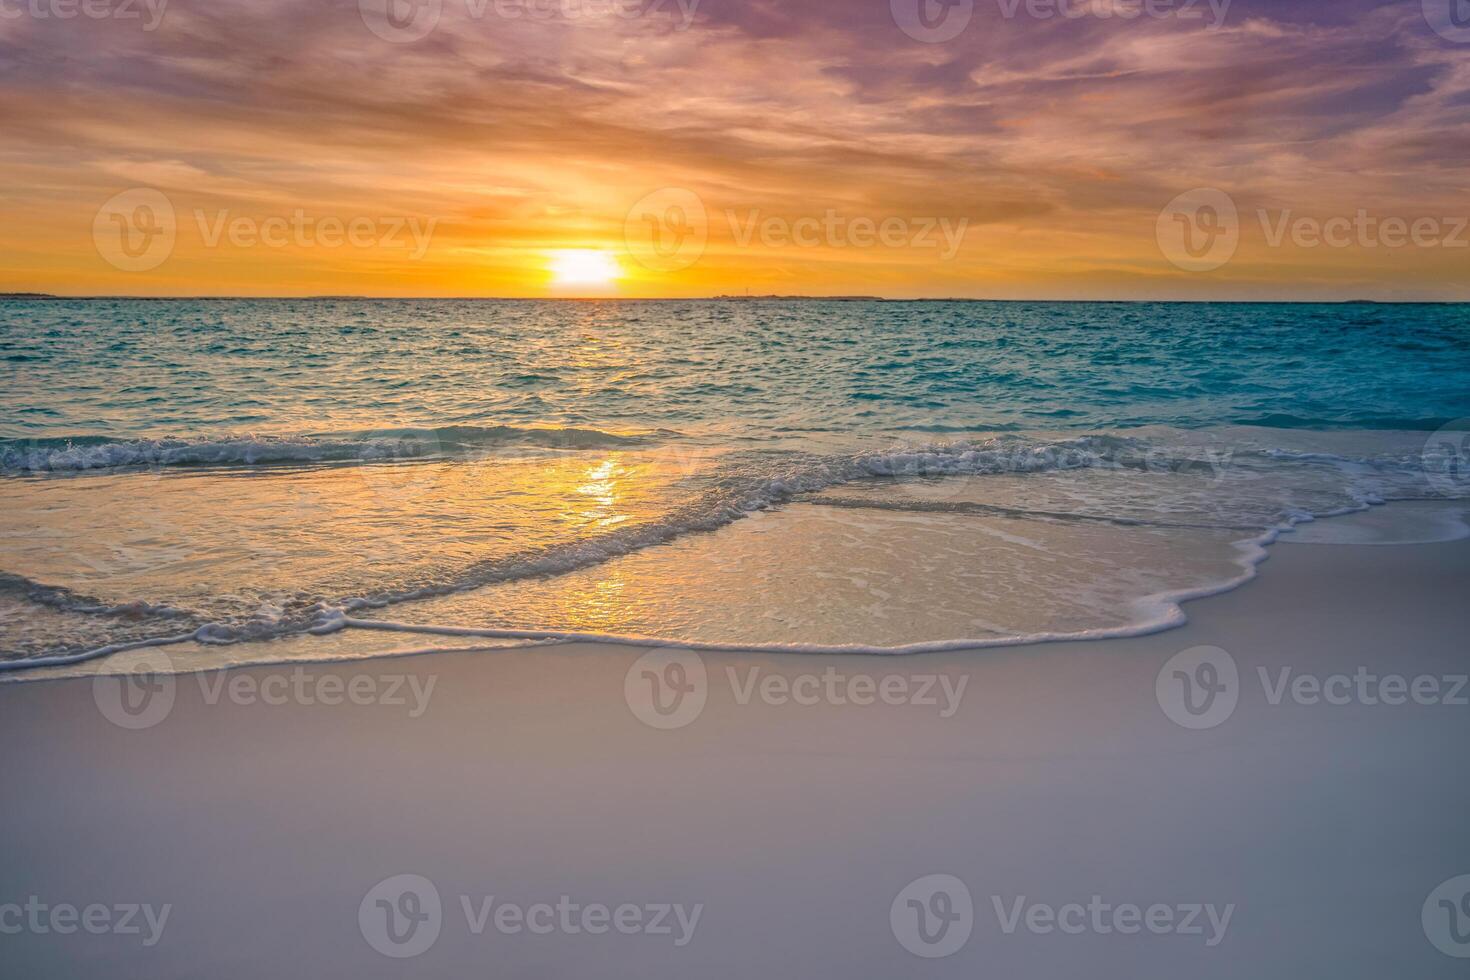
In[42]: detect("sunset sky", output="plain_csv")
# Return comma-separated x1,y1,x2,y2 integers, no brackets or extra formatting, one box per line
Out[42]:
2,0,1468,300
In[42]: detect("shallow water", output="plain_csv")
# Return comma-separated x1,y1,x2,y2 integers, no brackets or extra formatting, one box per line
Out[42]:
2,299,1468,671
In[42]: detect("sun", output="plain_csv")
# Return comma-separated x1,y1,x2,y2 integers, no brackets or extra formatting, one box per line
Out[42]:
548,249,621,288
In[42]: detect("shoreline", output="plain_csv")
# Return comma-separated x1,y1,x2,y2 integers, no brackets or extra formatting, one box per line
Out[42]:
4,498,1467,681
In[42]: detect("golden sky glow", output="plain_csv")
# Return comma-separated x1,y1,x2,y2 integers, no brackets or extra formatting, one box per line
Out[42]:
1,1,1468,300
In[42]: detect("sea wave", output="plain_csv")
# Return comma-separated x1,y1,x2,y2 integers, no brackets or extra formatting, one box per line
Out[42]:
0,424,656,474
0,434,1315,666
0,571,192,619
0,431,1460,673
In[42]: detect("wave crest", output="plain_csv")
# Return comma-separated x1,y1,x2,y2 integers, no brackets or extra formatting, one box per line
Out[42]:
0,424,654,474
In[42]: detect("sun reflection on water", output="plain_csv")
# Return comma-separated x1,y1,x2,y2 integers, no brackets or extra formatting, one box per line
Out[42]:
576,458,629,528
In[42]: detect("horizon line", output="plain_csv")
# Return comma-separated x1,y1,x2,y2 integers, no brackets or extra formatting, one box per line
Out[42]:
2,293,1463,305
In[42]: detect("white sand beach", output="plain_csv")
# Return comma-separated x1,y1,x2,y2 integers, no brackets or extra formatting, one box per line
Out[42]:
2,516,1467,978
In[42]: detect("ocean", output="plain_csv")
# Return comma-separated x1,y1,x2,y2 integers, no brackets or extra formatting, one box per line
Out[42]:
3,298,1469,671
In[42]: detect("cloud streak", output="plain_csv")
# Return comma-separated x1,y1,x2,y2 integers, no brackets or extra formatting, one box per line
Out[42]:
1,0,1467,298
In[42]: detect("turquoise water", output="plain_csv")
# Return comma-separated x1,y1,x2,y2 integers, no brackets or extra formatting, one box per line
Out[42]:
2,299,1469,668
4,300,1469,449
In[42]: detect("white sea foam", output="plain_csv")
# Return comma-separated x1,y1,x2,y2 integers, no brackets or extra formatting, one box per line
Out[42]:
0,425,652,474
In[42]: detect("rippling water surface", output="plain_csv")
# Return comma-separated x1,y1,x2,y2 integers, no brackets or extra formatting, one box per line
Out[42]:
3,299,1468,671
